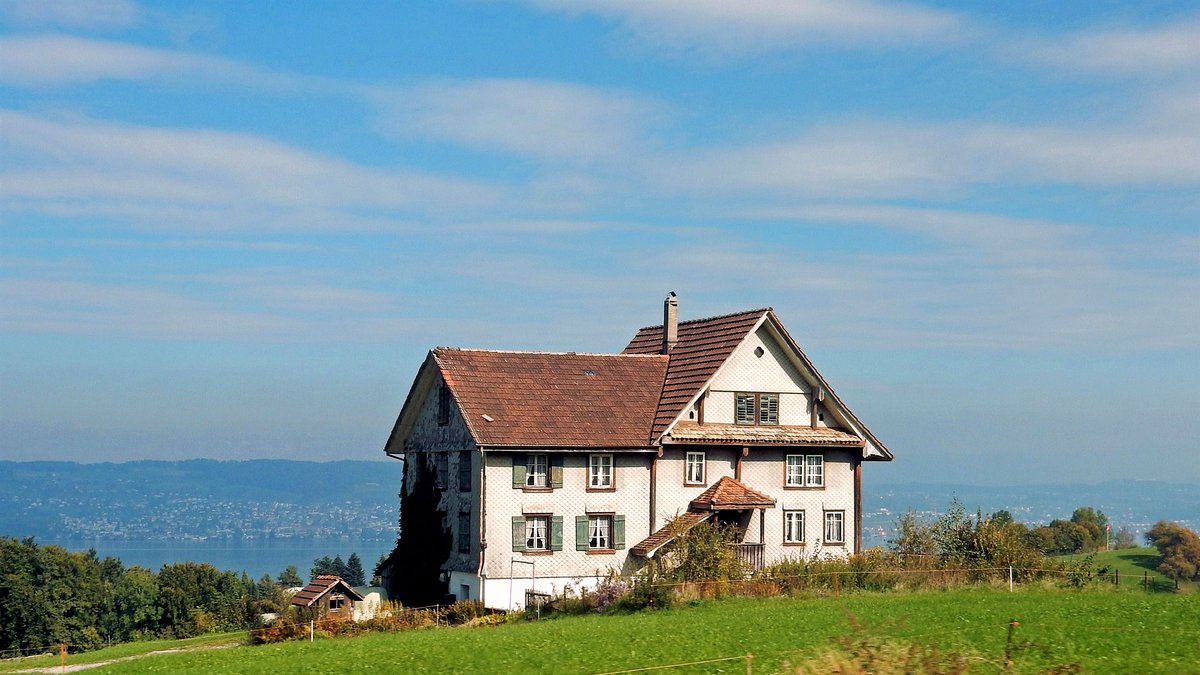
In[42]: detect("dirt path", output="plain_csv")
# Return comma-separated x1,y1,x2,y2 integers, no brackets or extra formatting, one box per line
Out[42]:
13,642,238,673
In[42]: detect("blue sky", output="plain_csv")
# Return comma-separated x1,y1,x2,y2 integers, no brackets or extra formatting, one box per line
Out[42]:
1,0,1197,485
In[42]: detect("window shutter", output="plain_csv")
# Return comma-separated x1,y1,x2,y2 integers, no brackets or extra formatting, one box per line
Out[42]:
613,515,625,550
511,453,527,489
511,516,525,552
575,516,589,551
550,455,564,489
550,516,563,551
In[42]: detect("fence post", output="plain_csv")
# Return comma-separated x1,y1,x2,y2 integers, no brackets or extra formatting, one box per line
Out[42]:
1114,569,1119,586
60,643,66,673
1144,571,1148,591
833,572,840,598
746,652,753,675
1008,565,1013,592
1003,619,1019,670
309,620,314,642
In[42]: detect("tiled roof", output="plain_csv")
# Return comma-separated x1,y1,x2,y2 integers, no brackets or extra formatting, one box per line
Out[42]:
689,476,777,511
666,422,864,446
629,510,712,557
291,575,365,607
623,308,769,440
435,348,668,449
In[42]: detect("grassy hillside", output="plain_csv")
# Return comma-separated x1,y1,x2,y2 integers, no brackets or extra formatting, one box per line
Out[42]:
1062,547,1189,591
84,587,1200,674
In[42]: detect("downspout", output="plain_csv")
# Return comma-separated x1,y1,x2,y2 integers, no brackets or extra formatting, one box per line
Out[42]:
649,450,659,533
853,456,862,555
477,445,487,607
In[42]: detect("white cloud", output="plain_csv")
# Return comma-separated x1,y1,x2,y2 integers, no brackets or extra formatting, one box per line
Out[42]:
523,0,964,53
371,78,661,163
0,110,503,230
1022,15,1200,75
0,34,305,88
0,0,139,30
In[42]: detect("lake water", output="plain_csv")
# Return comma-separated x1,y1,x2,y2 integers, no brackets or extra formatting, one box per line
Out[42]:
39,537,395,580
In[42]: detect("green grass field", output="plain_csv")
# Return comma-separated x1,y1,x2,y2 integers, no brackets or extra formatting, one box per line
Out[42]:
1063,547,1192,592
0,632,243,674
75,586,1199,675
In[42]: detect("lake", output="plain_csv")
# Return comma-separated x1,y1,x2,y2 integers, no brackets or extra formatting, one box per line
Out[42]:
37,537,395,580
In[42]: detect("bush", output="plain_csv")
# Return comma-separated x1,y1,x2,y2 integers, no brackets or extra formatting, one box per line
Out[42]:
613,578,674,611
443,600,485,625
1145,521,1200,581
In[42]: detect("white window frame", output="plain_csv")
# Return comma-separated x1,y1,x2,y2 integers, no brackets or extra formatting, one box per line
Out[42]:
588,454,613,489
526,453,548,488
785,455,804,487
784,510,805,544
525,515,549,551
588,515,612,550
805,455,824,487
685,451,705,485
824,511,845,545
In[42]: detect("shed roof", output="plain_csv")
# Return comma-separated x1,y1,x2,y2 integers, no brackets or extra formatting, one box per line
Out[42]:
290,575,365,607
689,476,777,511
629,510,712,558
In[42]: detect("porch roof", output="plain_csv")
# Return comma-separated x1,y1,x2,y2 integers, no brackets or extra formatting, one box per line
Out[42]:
665,422,864,446
629,511,712,558
689,476,777,511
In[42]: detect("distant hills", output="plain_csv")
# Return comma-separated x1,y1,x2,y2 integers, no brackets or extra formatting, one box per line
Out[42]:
1,459,1194,547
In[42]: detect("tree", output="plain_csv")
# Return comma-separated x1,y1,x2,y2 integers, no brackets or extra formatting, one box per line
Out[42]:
385,455,452,605
345,553,366,587
1145,521,1200,581
1070,507,1108,550
277,565,303,587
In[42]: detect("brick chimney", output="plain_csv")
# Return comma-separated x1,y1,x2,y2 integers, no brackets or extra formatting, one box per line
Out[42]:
663,292,678,354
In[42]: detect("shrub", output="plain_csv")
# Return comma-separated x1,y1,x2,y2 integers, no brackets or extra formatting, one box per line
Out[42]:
1145,521,1200,581
443,599,485,625
613,578,674,611
658,520,746,582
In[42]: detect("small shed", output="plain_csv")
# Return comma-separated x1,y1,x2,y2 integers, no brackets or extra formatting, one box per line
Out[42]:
290,575,365,620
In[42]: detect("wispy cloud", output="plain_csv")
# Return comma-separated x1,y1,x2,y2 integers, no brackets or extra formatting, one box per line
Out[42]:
0,0,140,30
0,34,302,87
371,78,662,163
522,0,965,54
1020,14,1200,75
0,110,503,230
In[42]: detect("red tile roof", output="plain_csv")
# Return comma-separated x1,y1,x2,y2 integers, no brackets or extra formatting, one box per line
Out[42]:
435,348,668,449
623,308,769,440
689,476,777,511
629,510,712,557
666,422,864,446
290,575,364,607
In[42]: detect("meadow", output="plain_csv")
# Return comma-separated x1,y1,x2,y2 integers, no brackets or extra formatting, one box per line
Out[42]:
47,585,1200,675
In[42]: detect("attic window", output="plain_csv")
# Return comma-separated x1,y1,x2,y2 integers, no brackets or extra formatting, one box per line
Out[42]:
754,346,764,358
582,369,596,376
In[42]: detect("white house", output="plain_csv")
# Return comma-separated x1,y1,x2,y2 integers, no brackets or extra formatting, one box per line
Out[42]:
384,294,892,609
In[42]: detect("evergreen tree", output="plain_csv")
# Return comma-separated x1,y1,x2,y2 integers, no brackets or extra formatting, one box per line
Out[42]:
346,552,366,586
332,554,348,579
277,565,303,587
386,456,452,605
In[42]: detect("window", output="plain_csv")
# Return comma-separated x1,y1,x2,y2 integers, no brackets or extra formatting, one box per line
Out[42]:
434,452,448,489
457,451,472,491
589,515,611,549
786,454,824,488
328,596,344,612
527,453,548,488
526,516,548,551
575,514,626,551
511,515,563,552
784,510,805,544
736,392,779,425
805,455,824,487
824,511,845,544
512,454,562,490
685,451,705,484
588,454,613,489
437,382,451,426
457,512,471,553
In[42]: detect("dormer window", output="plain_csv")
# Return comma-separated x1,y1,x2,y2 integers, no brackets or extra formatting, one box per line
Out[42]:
735,392,779,425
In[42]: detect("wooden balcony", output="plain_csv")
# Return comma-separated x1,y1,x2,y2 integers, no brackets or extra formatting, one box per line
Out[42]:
735,543,765,572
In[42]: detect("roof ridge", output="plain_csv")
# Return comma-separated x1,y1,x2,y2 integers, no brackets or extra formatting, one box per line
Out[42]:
636,307,771,332
434,347,666,358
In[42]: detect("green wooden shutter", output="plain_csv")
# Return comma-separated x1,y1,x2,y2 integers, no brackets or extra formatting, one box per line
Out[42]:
550,516,563,551
613,515,625,550
550,455,564,489
511,516,525,552
511,453,527,489
575,515,589,551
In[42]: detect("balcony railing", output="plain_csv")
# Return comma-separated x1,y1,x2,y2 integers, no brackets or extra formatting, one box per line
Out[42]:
735,543,765,572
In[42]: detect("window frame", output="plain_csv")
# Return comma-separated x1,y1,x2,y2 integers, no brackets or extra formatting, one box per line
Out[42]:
785,454,824,488
587,453,614,491
525,515,550,552
526,453,549,488
735,391,780,426
434,452,448,490
437,382,451,426
588,515,612,551
823,510,845,545
684,451,706,485
457,512,471,553
783,510,806,544
457,450,472,492
576,513,625,553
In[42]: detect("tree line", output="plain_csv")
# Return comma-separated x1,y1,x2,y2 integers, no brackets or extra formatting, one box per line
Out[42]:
0,537,372,656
